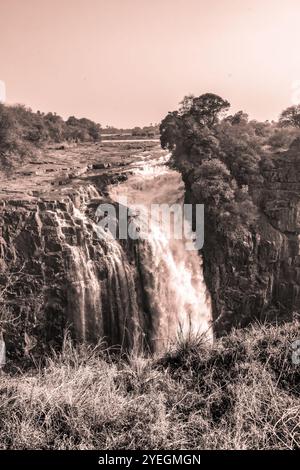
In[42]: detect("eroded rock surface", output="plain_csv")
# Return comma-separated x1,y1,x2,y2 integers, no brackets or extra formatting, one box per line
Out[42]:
0,141,160,358
182,139,300,334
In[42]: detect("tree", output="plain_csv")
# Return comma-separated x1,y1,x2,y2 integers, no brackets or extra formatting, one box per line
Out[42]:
0,104,12,153
216,119,264,188
43,113,66,142
0,104,20,154
178,94,195,115
191,158,236,213
190,93,230,127
268,127,299,150
225,110,248,126
160,93,230,160
66,116,101,142
159,111,183,150
279,105,300,128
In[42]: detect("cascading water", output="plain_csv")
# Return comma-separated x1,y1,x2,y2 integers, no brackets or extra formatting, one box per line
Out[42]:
45,189,142,349
109,155,213,351
45,156,212,353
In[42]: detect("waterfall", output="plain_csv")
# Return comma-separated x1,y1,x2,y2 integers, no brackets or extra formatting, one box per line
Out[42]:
45,193,141,349
44,158,213,352
109,158,213,351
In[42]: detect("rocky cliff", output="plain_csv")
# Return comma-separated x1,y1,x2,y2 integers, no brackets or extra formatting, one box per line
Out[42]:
181,139,300,335
0,142,159,360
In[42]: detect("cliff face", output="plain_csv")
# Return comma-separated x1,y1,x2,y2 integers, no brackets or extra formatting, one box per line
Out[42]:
262,140,300,308
181,140,300,335
0,191,124,354
0,142,160,360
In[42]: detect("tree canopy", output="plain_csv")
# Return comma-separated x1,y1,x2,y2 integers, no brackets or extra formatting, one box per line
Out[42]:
279,105,300,128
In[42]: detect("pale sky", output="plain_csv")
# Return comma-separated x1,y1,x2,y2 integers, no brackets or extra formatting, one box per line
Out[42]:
1,0,300,127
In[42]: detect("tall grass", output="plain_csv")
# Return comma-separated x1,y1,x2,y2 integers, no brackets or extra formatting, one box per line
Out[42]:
0,321,299,450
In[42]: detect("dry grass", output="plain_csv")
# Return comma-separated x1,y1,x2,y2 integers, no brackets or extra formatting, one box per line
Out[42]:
0,321,299,450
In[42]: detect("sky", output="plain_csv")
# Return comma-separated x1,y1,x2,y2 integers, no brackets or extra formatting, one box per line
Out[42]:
1,0,300,127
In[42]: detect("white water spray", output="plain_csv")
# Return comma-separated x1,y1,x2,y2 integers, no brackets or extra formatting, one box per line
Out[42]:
109,157,213,350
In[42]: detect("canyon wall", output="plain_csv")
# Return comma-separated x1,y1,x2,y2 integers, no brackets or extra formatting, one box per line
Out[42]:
0,142,155,360
181,139,300,334
0,185,160,359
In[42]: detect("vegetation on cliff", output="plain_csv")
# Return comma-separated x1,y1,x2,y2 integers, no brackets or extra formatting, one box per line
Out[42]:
0,321,299,449
160,93,300,236
160,94,300,331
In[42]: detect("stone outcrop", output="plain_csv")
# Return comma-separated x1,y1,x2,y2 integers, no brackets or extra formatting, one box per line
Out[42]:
182,139,300,335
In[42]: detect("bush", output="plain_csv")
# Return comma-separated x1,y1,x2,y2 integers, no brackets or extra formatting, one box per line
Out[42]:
0,104,102,169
